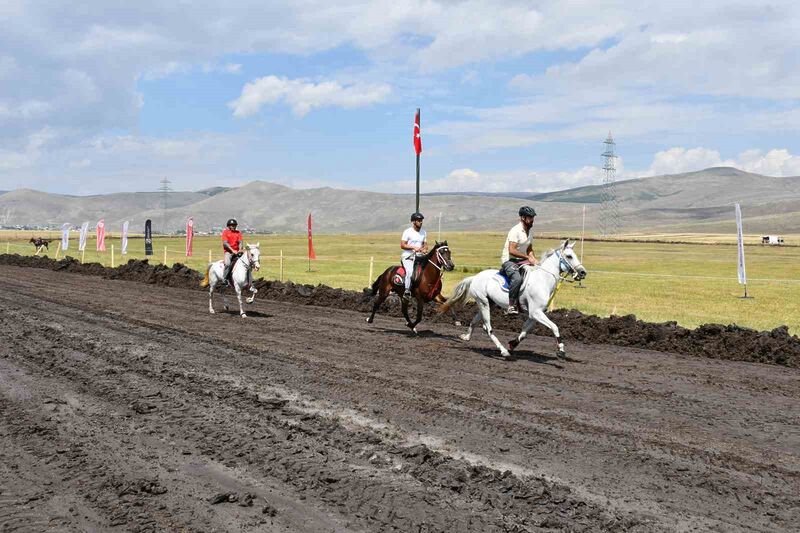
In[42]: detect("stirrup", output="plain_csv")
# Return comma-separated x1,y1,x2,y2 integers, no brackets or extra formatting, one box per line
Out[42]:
403,290,412,301
505,305,519,315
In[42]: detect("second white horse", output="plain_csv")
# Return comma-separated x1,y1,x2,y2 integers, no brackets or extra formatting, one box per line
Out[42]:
440,240,586,358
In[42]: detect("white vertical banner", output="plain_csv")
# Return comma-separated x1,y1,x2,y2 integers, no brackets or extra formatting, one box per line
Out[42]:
735,203,746,285
61,223,71,251
121,221,129,255
78,221,89,251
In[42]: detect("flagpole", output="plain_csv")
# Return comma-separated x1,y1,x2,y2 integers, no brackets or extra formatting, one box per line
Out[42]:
577,204,586,289
415,107,420,213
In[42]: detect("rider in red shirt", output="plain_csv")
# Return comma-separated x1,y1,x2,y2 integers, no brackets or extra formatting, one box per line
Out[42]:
221,218,243,285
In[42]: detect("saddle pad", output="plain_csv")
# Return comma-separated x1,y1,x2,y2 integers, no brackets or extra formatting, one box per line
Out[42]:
493,271,510,292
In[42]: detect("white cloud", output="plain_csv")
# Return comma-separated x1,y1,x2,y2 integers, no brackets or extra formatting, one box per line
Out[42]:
229,75,391,117
637,147,800,178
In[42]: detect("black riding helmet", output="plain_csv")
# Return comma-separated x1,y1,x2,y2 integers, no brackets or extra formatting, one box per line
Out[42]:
518,206,537,218
410,212,424,221
226,218,238,227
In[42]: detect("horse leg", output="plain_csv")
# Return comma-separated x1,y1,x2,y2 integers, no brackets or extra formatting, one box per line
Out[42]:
508,318,536,352
478,300,510,358
434,293,461,326
409,296,424,334
366,286,390,324
529,309,564,357
460,311,482,342
401,295,413,329
208,281,215,314
236,286,246,317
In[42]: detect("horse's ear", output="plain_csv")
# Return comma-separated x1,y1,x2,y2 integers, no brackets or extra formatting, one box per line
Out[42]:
434,240,440,246
568,240,576,249
561,239,569,250
256,242,260,247
443,240,448,246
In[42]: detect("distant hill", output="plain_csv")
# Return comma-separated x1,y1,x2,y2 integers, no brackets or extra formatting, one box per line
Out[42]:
1,167,798,234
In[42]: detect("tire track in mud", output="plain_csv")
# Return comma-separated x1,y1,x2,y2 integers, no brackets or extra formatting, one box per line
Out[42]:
0,290,654,532
1,266,799,531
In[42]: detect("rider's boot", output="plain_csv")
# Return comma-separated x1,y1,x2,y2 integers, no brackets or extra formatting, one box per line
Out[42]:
506,302,519,315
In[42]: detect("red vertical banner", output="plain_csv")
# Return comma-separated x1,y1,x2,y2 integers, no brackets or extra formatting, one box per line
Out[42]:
413,109,422,155
96,219,106,251
307,213,316,260
185,217,194,257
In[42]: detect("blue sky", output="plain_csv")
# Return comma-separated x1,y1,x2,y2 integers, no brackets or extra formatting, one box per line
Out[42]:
1,1,799,194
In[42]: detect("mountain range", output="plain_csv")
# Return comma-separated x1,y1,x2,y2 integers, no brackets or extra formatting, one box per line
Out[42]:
1,167,798,234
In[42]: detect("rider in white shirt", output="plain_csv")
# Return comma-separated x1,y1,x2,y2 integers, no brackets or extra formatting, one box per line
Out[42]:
501,206,539,315
400,212,428,300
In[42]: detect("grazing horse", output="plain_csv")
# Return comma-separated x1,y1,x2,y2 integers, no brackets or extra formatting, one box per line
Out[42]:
201,243,261,318
29,237,50,255
366,241,455,333
440,240,586,359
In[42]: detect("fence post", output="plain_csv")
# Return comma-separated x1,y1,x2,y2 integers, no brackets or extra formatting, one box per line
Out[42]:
279,250,284,282
54,242,61,259
163,246,168,265
5,242,9,254
81,248,85,263
111,245,115,268
368,256,374,286
208,249,212,263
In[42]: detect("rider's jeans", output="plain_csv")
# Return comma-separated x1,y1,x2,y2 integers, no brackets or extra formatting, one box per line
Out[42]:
402,255,415,290
501,260,523,304
223,252,234,275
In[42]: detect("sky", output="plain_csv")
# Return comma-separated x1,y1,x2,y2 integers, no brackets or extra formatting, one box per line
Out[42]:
1,0,800,195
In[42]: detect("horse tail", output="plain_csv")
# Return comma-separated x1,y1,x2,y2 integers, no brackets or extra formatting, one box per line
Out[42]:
370,266,392,295
438,276,474,314
200,263,211,288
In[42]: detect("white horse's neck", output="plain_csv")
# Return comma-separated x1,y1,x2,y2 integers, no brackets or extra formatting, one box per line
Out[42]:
538,251,562,279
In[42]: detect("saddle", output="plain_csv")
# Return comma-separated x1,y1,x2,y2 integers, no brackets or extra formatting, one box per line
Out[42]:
393,255,425,288
494,260,532,293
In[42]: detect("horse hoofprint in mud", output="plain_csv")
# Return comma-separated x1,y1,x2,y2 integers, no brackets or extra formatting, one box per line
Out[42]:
440,240,586,359
201,243,261,317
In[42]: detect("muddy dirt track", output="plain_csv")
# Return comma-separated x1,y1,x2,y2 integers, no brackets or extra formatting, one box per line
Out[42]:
1,265,799,532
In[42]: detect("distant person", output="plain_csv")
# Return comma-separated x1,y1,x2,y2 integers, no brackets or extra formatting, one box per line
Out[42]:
221,218,243,285
401,212,428,300
501,206,539,315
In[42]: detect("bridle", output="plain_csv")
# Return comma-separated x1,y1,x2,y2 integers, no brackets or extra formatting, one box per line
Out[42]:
425,245,452,272
555,249,582,277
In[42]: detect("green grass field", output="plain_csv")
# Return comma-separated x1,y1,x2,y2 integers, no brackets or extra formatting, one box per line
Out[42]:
4,230,799,334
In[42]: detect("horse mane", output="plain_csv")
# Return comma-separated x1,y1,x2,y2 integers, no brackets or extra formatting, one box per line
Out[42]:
422,240,448,262
541,248,556,261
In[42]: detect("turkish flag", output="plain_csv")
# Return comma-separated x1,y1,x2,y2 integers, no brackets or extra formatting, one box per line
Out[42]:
307,213,316,260
96,219,106,251
413,110,422,155
185,217,194,257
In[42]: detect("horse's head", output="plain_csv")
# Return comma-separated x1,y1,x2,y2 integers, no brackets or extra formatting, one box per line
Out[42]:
432,240,455,271
29,238,36,243
557,239,586,280
245,242,261,271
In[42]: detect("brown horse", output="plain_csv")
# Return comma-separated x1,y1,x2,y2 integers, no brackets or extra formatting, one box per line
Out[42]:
29,237,51,255
366,241,455,333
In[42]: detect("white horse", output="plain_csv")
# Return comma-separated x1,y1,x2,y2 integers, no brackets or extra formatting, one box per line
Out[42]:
200,243,261,317
440,240,586,359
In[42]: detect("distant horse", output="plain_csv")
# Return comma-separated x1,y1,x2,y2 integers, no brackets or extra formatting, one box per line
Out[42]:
440,240,586,359
201,243,261,318
366,241,455,333
29,237,51,255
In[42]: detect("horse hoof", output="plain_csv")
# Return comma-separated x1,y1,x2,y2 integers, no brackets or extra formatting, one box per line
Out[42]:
556,350,566,359
508,338,519,351
459,334,470,341
241,313,247,318
453,321,462,327
500,350,512,359
365,317,373,324
209,309,215,314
